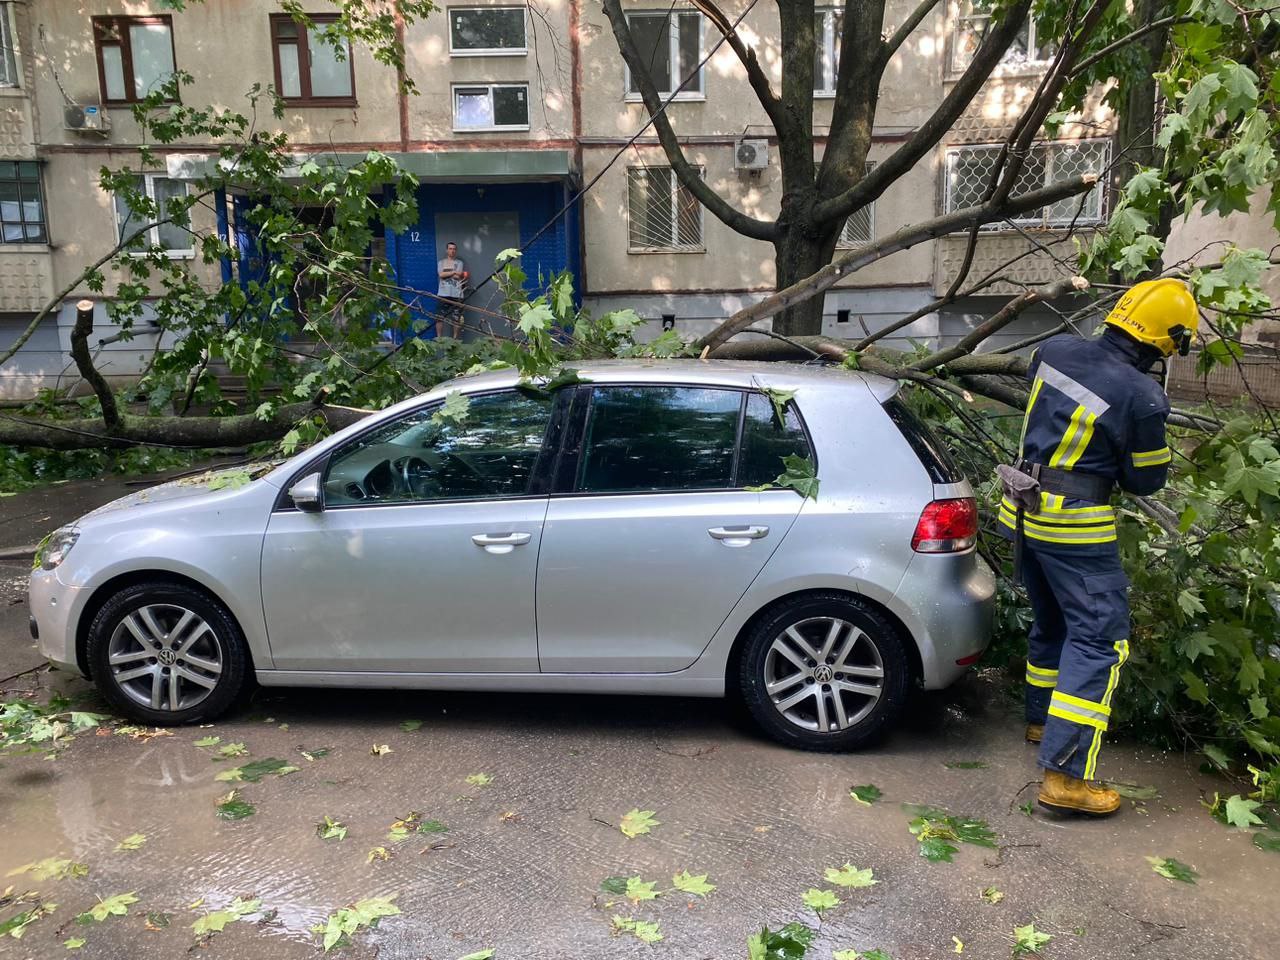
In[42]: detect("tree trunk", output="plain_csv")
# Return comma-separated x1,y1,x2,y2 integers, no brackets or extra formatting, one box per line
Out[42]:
771,221,841,337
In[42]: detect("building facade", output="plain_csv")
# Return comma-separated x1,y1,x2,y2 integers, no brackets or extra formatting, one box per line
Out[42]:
0,0,1125,397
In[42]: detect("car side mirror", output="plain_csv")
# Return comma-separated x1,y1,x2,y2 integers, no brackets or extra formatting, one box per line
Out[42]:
288,472,324,512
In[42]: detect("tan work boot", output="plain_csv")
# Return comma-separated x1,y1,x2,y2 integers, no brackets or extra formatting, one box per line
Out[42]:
1026,723,1044,744
1038,770,1121,817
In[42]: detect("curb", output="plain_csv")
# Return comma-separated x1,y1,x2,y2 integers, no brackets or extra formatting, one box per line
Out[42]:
0,545,37,561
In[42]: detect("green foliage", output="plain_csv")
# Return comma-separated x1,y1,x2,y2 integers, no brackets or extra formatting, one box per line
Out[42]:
0,697,104,758
1145,856,1199,883
619,808,660,838
191,897,261,938
801,888,840,913
214,757,296,782
313,896,400,952
611,915,664,944
1012,923,1052,956
745,454,820,500
849,784,883,805
905,804,997,863
747,923,814,960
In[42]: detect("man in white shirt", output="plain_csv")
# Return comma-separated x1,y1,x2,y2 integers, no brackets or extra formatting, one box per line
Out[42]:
436,242,468,340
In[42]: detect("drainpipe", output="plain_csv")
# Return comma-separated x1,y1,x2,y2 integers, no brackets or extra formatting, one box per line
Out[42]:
395,3,410,152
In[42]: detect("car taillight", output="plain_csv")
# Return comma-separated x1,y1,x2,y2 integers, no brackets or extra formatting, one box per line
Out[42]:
912,498,977,553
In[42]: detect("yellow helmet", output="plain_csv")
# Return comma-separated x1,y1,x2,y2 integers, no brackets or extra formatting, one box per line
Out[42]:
1103,278,1199,357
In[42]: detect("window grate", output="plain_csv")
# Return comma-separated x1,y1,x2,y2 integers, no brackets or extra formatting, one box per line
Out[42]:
944,140,1109,228
837,161,876,246
627,166,703,251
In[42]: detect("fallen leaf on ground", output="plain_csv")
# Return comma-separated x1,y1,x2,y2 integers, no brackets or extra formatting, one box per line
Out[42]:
317,816,347,841
192,736,220,748
1145,856,1198,883
619,808,659,838
79,892,139,923
624,876,659,903
64,937,85,949
213,742,247,759
370,744,393,756
1224,794,1264,830
214,790,255,820
114,833,146,851
6,858,87,881
367,847,390,863
1108,782,1160,801
944,760,987,769
980,885,1005,904
672,870,715,896
400,720,422,732
1253,832,1280,853
418,819,448,834
192,897,261,937
801,888,840,913
465,772,492,786
215,758,293,783
1013,923,1052,955
824,863,877,888
611,915,663,944
849,784,882,805
312,896,400,953
300,747,330,762
457,952,494,960
953,936,964,953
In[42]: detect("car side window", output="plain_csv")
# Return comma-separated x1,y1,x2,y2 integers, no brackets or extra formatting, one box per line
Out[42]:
323,391,553,506
577,386,741,493
738,392,812,487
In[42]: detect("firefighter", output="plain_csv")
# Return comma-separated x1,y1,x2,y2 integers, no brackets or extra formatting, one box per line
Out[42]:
997,278,1198,816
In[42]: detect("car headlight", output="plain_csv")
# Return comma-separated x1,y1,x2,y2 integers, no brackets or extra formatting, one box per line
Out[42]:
36,527,79,571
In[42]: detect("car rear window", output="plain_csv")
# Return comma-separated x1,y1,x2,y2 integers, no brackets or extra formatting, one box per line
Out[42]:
883,396,963,484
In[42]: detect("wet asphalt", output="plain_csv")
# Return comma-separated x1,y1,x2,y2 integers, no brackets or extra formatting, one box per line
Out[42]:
1,477,1277,959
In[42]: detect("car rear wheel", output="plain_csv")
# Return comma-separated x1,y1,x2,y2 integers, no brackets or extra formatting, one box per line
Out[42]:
87,582,248,726
738,593,909,751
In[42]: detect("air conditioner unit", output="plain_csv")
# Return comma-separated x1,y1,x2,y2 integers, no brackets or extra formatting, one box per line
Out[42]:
734,138,769,171
63,104,110,134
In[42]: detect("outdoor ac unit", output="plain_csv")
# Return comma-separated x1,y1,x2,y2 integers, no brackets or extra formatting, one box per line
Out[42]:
734,138,769,171
64,104,110,134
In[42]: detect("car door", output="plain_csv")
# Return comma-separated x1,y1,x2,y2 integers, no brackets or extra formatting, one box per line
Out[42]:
536,385,810,673
260,389,561,673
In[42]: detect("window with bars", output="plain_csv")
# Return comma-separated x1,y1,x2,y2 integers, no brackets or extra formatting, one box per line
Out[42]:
113,174,192,256
0,161,45,244
945,141,1109,228
624,11,704,99
837,162,875,246
813,8,842,96
92,15,176,105
627,166,703,252
0,4,18,88
952,5,1054,73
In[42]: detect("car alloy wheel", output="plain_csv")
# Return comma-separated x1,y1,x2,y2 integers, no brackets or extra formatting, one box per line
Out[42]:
763,616,885,733
106,603,224,712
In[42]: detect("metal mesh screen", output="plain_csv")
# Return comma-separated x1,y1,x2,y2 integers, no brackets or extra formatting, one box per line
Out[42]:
945,140,1109,227
838,161,875,246
627,166,703,251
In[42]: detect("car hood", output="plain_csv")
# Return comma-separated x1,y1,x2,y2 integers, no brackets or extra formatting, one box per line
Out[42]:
76,463,278,525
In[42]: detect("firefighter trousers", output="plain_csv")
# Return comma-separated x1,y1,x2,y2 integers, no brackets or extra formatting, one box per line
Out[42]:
1021,544,1131,780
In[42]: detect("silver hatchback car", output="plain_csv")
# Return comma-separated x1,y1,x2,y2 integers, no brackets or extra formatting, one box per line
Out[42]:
29,360,993,750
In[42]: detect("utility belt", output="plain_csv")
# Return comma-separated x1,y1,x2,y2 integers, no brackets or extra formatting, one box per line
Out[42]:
995,460,1113,577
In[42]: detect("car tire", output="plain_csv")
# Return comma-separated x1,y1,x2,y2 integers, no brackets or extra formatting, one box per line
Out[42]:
87,582,248,726
738,592,909,751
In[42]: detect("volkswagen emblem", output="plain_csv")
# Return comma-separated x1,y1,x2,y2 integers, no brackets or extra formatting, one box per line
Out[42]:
813,664,833,683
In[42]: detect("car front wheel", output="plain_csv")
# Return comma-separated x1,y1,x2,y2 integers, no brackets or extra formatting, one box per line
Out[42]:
87,582,248,726
738,593,909,751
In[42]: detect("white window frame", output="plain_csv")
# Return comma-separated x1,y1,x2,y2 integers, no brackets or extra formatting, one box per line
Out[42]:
115,173,194,259
836,162,876,247
623,10,705,103
0,3,19,89
951,5,1054,75
451,82,530,132
814,7,840,98
943,139,1110,230
626,164,705,254
447,5,528,57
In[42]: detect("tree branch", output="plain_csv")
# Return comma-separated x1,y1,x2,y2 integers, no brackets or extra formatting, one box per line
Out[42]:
600,0,776,241
883,0,943,61
687,0,785,132
67,299,121,432
696,173,1097,352
1071,14,1197,77
811,0,1033,224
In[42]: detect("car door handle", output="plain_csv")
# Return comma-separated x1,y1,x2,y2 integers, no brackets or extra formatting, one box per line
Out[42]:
471,532,532,554
707,525,769,546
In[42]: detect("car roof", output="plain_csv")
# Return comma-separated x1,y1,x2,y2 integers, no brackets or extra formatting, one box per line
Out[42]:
439,358,899,402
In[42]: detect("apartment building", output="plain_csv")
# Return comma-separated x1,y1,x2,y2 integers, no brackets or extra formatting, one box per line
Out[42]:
0,0,1119,397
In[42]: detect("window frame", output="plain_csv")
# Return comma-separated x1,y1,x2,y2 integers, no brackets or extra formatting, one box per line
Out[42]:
813,7,841,98
836,160,876,247
451,81,531,132
0,160,46,245
951,7,1053,75
944,139,1110,229
92,15,177,106
623,10,705,102
447,5,528,57
554,384,816,498
626,164,705,254
0,3,20,89
269,13,357,107
114,173,194,259
276,387,569,512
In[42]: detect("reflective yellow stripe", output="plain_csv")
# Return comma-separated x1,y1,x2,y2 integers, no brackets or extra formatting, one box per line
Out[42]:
1131,447,1171,467
1048,704,1107,731
1061,411,1097,469
999,506,1115,527
1049,404,1088,468
1026,663,1058,678
1052,690,1111,717
1018,378,1044,457
1084,639,1130,780
1026,674,1057,688
998,516,1118,545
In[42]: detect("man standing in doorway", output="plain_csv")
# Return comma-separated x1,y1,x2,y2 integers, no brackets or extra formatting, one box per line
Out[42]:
436,241,468,340
997,279,1198,816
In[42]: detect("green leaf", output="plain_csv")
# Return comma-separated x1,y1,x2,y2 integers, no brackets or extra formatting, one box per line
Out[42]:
400,719,423,732
317,816,348,841
457,952,495,960
1012,923,1052,955
750,454,821,499
824,863,877,888
1252,833,1280,853
214,757,292,783
1219,62,1260,117
672,870,716,896
801,887,840,913
1202,745,1232,772
1248,696,1269,720
432,391,471,426
193,735,221,747
599,876,629,895
1182,670,1210,704
1178,631,1216,663
611,915,663,943
82,892,139,923
849,784,882,805
215,742,248,759
748,924,815,960
918,836,958,862
1176,588,1207,616
1145,856,1198,883
494,247,521,264
1225,794,1264,829
761,387,796,425
465,772,493,787
619,808,659,838
7,857,88,881
64,937,86,950
114,832,147,851
417,819,448,834
1109,783,1159,801
944,760,987,770
191,898,260,937
624,876,659,903
516,302,554,335
313,896,400,953
215,793,255,820
980,885,1004,904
